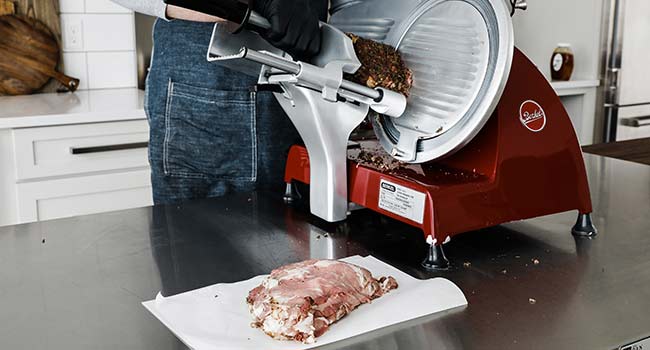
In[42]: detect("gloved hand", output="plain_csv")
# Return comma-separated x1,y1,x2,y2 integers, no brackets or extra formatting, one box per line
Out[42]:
253,0,322,60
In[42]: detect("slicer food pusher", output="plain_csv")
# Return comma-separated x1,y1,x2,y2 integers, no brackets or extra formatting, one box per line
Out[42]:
207,20,407,222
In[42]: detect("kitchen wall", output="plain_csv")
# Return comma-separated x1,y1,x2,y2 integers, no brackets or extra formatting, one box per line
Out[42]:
511,0,604,82
59,0,137,90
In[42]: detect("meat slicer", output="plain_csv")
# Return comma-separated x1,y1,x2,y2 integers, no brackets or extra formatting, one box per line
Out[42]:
204,0,597,269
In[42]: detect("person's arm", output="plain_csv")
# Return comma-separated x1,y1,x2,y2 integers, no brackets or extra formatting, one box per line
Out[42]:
164,0,323,59
166,5,223,22
110,0,222,22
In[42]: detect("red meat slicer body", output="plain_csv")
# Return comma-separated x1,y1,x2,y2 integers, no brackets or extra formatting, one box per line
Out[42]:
283,49,596,268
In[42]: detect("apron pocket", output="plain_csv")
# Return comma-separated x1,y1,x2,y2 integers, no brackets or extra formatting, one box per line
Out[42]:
163,81,257,181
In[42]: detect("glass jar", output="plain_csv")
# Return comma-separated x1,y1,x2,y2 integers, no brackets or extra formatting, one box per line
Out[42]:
550,43,574,81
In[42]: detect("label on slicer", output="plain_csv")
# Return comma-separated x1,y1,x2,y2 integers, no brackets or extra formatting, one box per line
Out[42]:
378,180,426,224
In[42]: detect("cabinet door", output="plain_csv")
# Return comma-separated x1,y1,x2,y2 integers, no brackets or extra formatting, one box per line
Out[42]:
16,169,152,223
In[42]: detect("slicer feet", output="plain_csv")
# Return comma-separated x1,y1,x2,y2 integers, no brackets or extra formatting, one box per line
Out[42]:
571,213,597,237
283,183,295,203
422,244,450,270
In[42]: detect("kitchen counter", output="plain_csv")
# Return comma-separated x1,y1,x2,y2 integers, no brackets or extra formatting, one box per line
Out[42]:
550,79,600,96
1,153,649,350
0,88,145,129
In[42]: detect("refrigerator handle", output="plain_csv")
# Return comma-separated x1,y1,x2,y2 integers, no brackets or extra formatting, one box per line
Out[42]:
620,115,650,128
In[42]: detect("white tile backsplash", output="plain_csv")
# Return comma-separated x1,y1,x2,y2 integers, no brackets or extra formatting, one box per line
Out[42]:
82,14,135,51
59,0,85,13
62,53,89,90
60,3,137,90
87,52,137,89
85,0,132,13
60,14,85,52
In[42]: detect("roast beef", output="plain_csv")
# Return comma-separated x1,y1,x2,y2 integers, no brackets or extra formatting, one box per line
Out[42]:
246,259,398,343
346,33,413,97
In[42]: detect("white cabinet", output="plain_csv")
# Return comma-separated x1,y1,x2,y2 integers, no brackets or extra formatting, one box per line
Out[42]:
16,169,152,223
4,120,153,225
0,88,152,227
551,80,600,145
13,121,149,180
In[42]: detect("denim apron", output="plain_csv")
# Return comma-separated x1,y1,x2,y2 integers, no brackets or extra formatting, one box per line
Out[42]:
145,19,303,204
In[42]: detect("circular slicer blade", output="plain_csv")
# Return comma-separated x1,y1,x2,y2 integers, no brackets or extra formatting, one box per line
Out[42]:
330,0,514,163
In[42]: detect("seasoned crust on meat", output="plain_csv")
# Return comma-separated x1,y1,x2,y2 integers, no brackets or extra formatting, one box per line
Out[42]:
345,33,413,97
246,260,398,344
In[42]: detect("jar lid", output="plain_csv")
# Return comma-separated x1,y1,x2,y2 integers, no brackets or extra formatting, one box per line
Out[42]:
557,43,572,48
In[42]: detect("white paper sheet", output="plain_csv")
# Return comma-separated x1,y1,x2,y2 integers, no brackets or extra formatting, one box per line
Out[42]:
143,255,467,350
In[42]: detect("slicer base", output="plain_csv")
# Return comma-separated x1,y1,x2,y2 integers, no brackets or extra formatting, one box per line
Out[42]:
422,244,450,270
572,213,598,237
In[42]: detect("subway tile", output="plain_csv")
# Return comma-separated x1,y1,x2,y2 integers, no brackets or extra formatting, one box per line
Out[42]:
62,52,89,90
87,51,137,89
82,14,135,52
85,0,132,13
59,0,85,13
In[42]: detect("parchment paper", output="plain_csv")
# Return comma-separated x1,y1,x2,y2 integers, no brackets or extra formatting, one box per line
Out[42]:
143,255,467,350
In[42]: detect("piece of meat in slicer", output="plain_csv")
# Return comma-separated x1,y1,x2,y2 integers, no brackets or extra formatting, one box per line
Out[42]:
345,33,413,97
246,259,398,344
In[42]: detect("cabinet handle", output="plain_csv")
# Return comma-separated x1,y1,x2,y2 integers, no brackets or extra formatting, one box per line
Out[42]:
620,116,650,128
70,142,149,155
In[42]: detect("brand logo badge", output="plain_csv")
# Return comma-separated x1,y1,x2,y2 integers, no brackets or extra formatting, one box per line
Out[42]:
519,100,547,132
381,182,396,192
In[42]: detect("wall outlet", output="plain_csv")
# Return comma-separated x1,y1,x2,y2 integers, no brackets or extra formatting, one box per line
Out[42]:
63,17,84,51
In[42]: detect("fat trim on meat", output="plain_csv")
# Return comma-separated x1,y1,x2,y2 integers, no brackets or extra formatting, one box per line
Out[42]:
246,259,398,344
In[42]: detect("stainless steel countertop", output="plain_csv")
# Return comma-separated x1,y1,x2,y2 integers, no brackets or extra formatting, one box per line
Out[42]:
1,154,649,350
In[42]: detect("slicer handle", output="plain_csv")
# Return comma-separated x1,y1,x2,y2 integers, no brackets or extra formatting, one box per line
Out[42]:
239,48,384,102
247,10,271,30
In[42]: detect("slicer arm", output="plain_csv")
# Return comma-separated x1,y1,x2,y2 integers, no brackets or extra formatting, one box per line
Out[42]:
205,20,407,222
240,47,407,118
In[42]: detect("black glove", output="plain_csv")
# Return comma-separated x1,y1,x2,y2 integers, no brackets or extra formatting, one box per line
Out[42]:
253,0,322,60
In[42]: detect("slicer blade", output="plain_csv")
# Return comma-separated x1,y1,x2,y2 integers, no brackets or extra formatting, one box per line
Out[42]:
331,0,514,163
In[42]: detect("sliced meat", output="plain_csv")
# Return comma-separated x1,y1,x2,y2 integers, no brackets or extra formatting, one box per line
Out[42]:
246,259,398,344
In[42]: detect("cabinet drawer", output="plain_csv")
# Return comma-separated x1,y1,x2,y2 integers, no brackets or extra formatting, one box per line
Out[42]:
13,120,149,181
16,169,153,223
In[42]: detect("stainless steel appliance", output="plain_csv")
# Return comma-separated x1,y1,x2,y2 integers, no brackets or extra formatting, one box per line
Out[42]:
601,0,650,142
172,0,596,269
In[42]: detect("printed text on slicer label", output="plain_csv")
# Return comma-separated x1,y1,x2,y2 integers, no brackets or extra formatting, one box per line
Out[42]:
378,180,426,224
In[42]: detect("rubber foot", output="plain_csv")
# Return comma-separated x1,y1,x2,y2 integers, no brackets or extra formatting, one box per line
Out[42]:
422,244,450,270
283,183,294,203
572,213,597,237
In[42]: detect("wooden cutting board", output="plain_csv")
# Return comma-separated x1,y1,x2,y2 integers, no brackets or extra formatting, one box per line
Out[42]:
0,0,72,94
12,0,61,41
